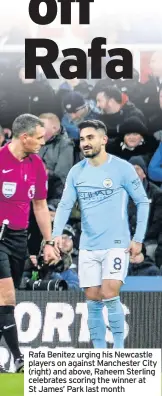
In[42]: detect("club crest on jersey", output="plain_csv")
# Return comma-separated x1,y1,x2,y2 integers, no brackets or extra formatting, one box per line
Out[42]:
28,185,35,199
2,182,17,198
103,178,113,188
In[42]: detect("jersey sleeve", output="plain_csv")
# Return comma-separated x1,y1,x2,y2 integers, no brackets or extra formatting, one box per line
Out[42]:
52,167,77,237
122,163,150,243
34,158,48,200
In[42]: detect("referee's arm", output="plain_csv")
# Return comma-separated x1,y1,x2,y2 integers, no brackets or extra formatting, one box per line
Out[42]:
32,199,52,241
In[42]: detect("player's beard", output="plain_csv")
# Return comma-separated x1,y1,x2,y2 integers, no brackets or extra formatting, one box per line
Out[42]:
82,146,101,158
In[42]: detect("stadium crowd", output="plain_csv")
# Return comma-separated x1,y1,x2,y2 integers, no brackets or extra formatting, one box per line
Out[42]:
1,51,162,289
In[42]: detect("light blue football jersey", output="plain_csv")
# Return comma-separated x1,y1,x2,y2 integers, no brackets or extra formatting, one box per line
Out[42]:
52,155,149,250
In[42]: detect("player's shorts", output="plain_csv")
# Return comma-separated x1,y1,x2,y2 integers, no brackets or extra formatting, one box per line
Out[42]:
0,228,28,289
78,248,129,288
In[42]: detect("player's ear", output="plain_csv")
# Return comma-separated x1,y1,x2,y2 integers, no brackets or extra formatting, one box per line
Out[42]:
20,133,28,142
103,135,108,145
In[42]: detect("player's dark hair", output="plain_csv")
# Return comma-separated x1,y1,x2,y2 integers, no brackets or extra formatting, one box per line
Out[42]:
97,86,122,104
12,114,44,137
78,120,107,135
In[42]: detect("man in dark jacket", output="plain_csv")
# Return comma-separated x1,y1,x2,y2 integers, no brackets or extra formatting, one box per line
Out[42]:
140,51,162,122
108,117,158,163
0,62,60,129
91,69,142,108
128,248,160,276
56,73,93,120
128,156,162,268
39,113,74,213
62,91,100,140
96,86,146,138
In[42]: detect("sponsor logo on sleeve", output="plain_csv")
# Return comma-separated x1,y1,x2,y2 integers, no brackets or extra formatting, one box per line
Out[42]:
131,178,140,190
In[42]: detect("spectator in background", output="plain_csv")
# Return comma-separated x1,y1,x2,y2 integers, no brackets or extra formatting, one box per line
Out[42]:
49,224,79,289
129,156,162,269
90,76,115,101
91,69,142,108
108,117,158,162
39,113,74,215
62,92,100,140
128,248,160,276
148,142,162,183
147,87,162,139
96,86,145,139
0,126,7,147
116,69,143,108
3,128,12,141
24,225,80,290
57,65,92,103
0,61,60,129
141,52,162,121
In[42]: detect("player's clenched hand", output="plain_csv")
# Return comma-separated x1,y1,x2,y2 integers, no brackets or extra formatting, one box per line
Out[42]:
125,241,142,261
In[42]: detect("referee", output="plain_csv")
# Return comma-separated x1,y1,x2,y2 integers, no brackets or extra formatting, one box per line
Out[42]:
0,114,58,372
